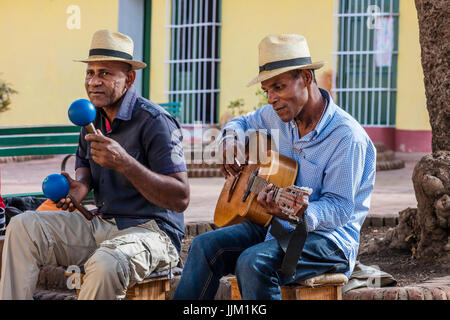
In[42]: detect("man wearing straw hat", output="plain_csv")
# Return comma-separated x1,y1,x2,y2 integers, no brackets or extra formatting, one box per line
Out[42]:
0,30,189,300
174,34,376,300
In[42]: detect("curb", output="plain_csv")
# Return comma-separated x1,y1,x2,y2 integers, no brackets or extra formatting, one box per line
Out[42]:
184,221,218,237
0,155,53,164
343,285,450,300
362,215,399,228
184,215,401,237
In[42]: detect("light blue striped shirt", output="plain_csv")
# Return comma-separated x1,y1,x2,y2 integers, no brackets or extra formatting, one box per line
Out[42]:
222,89,376,277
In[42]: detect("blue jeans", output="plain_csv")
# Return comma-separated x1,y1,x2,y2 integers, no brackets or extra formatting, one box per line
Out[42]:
174,221,349,300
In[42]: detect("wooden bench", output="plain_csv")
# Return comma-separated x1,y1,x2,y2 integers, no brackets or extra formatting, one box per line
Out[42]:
228,273,348,300
65,266,183,300
160,102,183,121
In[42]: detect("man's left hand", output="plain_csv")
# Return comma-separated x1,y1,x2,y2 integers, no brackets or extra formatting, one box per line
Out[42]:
256,184,289,221
85,129,131,171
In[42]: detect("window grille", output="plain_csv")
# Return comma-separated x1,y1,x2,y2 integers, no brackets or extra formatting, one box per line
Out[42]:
332,0,399,126
165,0,221,124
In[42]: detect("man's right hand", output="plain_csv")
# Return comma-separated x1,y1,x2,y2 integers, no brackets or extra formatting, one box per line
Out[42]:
55,171,90,211
220,137,246,177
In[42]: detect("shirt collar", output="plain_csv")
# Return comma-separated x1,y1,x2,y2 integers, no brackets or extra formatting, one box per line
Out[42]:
313,88,337,137
113,86,138,121
289,88,337,143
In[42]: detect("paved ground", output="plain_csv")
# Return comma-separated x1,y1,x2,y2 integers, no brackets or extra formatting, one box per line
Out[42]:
1,152,425,222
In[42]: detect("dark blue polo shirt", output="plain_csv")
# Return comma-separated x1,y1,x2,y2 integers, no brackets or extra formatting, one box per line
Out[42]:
75,86,187,252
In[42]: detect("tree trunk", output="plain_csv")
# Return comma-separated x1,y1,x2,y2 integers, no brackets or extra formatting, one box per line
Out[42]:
385,0,449,261
414,0,450,153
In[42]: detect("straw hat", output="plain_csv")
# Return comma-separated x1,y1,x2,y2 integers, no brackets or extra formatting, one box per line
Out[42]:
74,30,147,70
247,34,325,86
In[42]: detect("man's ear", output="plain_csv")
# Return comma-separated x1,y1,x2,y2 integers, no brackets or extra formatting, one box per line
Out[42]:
301,69,314,87
126,70,136,89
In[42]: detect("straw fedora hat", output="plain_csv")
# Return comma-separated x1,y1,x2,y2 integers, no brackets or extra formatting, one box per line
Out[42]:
74,29,147,70
247,34,325,86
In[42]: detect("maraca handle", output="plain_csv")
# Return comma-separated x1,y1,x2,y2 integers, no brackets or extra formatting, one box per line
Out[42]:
67,194,94,220
85,123,97,135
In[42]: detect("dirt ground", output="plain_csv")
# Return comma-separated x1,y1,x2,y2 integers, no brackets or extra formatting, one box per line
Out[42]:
357,225,450,287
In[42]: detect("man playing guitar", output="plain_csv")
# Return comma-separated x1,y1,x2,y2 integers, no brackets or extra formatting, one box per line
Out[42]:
174,34,376,300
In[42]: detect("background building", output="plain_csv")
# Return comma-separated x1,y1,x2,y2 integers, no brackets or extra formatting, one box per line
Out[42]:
0,0,431,152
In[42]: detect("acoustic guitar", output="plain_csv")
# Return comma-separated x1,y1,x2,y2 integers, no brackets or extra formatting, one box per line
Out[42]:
214,137,312,227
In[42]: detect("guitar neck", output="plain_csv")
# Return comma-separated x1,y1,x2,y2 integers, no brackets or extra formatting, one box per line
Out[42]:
250,176,281,196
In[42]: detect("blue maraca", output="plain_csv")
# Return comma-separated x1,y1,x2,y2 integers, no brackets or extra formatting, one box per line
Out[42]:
42,173,70,202
42,173,94,220
68,99,97,134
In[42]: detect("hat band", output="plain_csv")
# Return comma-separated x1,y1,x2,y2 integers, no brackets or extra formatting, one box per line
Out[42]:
259,57,312,73
89,48,133,60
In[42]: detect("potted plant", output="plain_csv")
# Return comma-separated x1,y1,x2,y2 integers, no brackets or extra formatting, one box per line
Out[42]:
0,76,18,113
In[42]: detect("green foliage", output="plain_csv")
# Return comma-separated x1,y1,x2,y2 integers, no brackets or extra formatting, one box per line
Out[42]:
0,76,18,113
226,89,268,118
226,98,246,118
255,88,268,109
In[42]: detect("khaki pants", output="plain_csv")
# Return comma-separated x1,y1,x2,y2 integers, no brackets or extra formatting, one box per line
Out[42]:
0,210,179,300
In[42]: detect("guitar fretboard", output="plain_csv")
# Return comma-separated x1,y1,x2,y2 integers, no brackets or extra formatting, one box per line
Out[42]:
250,176,280,196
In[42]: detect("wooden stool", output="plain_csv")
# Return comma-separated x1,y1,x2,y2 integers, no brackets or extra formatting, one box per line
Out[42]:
65,266,182,300
228,273,348,300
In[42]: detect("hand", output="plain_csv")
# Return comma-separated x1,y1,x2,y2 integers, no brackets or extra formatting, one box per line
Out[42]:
219,137,246,177
55,172,90,212
85,129,131,171
256,184,289,221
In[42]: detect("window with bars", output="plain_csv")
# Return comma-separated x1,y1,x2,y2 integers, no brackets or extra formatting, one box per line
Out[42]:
333,0,399,127
166,0,221,124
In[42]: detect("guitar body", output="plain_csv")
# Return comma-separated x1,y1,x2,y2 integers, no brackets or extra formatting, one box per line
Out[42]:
214,151,298,227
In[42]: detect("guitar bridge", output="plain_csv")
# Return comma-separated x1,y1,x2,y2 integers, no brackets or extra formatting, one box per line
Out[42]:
242,169,259,202
227,171,242,202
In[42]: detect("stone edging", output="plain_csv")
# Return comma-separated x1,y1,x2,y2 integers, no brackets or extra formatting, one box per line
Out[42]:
0,155,53,164
184,216,400,237
343,285,450,300
362,215,399,228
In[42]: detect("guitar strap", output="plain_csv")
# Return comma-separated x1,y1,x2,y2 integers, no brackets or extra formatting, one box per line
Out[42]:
269,216,308,278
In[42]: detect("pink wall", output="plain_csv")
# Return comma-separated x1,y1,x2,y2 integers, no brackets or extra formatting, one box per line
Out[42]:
363,127,432,153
